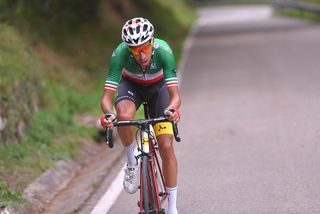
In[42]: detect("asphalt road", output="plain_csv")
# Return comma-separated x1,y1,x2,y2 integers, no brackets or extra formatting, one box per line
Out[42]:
178,6,320,214
109,5,320,214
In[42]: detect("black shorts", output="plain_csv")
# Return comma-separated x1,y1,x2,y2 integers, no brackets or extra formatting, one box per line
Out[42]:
115,77,169,118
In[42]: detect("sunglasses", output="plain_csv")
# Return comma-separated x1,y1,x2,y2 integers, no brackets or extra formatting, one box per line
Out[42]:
128,43,152,56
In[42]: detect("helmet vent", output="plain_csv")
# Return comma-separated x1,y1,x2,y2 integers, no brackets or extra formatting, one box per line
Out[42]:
143,24,148,32
129,28,134,35
133,38,139,44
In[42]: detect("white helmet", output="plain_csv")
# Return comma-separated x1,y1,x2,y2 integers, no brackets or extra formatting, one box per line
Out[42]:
121,17,154,47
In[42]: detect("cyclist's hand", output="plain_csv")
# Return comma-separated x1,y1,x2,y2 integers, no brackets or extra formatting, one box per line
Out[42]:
100,113,117,128
164,108,180,122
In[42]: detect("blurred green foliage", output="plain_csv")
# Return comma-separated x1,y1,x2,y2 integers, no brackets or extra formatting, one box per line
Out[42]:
302,0,320,5
274,0,320,21
0,24,44,145
0,0,196,61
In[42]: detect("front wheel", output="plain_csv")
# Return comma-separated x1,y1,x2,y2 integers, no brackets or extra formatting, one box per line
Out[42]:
141,155,159,214
141,155,150,214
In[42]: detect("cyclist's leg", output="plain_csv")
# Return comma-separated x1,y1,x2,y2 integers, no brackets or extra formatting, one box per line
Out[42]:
154,130,178,214
156,134,177,186
149,82,177,187
115,78,141,156
115,78,142,194
116,100,137,166
149,82,178,214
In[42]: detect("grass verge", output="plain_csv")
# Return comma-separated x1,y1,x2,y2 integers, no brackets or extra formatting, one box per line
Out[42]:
0,85,101,207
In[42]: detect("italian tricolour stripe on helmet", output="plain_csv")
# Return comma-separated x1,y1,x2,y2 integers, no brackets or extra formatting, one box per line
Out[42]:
121,17,154,47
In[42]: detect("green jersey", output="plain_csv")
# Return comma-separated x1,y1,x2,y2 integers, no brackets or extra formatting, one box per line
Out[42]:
104,38,178,91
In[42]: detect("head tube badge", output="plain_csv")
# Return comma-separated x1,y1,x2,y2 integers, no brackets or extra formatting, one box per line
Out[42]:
141,131,149,153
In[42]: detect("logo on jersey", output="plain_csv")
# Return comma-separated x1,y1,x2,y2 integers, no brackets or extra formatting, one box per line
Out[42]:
112,51,116,57
150,63,156,69
154,42,160,49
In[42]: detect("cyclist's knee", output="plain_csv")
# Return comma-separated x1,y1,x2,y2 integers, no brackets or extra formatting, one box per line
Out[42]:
160,139,173,150
116,100,135,120
157,135,174,158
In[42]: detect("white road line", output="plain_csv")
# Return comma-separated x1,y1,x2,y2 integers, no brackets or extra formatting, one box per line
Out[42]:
90,164,126,214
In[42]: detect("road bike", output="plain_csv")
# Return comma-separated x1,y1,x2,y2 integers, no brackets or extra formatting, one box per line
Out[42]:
105,102,180,214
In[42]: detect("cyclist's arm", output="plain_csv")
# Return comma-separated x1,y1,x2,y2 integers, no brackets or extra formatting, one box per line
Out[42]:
100,89,116,114
101,43,126,114
157,40,181,110
167,85,181,111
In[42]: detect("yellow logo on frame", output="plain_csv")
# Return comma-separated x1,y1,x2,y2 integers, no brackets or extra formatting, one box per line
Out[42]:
142,137,149,145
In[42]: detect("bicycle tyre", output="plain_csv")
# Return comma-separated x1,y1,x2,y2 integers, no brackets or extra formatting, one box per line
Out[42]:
142,155,160,214
147,163,157,212
142,155,150,214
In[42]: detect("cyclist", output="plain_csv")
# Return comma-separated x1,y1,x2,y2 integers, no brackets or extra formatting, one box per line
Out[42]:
100,17,181,214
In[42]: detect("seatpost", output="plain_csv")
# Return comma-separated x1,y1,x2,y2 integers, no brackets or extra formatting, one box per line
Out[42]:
143,102,149,119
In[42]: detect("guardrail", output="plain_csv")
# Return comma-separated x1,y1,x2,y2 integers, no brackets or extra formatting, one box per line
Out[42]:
194,0,320,14
272,0,320,14
194,0,270,4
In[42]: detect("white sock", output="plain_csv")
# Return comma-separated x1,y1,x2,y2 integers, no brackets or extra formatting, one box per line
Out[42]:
125,143,137,167
166,187,178,214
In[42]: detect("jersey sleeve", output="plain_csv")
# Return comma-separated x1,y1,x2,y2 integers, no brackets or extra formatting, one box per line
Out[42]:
159,41,179,88
104,44,126,91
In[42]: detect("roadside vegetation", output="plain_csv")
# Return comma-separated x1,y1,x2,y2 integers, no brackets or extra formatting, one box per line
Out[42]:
0,0,196,207
193,0,270,6
301,0,320,5
274,0,320,22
